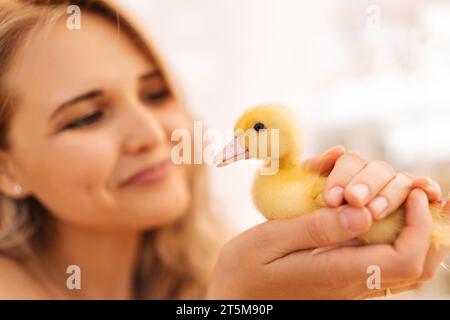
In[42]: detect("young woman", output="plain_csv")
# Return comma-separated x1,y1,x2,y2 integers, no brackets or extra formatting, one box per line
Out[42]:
0,0,448,299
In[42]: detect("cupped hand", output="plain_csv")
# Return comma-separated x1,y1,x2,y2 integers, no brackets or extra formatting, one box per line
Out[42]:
206,146,449,299
207,188,447,299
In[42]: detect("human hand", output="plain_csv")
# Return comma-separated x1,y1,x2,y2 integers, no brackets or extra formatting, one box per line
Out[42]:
207,187,447,299
306,146,449,295
319,149,442,220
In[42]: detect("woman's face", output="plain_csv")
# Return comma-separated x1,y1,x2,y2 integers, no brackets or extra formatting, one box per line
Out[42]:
2,13,192,230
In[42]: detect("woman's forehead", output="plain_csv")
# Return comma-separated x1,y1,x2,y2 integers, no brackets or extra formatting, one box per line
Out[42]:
6,12,156,112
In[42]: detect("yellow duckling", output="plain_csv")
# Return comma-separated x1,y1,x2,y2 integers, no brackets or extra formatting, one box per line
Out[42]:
214,104,450,247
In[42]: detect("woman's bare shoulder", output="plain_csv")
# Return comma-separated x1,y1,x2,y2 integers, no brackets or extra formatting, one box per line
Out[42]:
0,255,50,299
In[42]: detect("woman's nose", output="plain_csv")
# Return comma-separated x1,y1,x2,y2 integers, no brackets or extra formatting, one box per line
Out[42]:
120,102,167,155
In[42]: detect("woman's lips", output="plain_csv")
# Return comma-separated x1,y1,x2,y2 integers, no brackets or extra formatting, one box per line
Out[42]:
120,158,173,187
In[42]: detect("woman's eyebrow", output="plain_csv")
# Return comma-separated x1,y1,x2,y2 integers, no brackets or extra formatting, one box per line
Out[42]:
49,71,160,121
50,90,103,120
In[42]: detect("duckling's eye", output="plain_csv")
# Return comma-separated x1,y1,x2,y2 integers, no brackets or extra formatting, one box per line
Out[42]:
253,122,265,131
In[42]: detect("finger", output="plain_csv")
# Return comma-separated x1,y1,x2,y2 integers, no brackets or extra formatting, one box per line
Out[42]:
259,206,372,257
421,247,450,281
411,177,442,202
324,152,367,207
344,160,396,207
388,283,424,296
366,242,450,288
376,249,447,286
320,206,431,283
323,245,398,283
422,198,450,277
302,145,345,176
368,172,414,220
393,189,433,268
275,190,432,283
421,198,450,278
363,283,423,299
281,240,430,292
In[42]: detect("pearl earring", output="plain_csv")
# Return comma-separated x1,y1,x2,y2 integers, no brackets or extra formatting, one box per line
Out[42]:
13,184,22,194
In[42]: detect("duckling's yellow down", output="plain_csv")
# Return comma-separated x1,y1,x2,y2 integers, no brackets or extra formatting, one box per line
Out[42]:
253,164,449,246
233,105,450,247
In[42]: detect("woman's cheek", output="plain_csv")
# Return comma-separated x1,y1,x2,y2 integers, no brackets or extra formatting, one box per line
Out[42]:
31,138,118,224
158,108,194,172
38,137,117,193
65,139,116,187
160,110,192,137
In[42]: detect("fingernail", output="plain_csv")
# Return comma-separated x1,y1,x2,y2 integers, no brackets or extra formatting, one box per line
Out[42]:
325,145,344,154
326,186,344,206
339,207,370,234
416,189,429,202
349,184,370,203
369,196,388,219
324,146,337,154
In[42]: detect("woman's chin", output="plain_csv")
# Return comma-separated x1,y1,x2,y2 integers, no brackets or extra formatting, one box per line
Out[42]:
116,165,191,229
150,192,190,228
129,185,191,230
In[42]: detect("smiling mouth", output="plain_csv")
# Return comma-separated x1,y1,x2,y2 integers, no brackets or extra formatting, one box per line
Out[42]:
120,158,173,187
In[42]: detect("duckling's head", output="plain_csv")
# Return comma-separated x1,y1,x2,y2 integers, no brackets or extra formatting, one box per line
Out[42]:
214,104,302,168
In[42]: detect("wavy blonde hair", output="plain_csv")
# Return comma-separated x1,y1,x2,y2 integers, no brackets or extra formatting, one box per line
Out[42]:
0,0,224,299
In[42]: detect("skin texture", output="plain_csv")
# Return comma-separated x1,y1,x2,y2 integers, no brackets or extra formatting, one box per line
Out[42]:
0,14,447,299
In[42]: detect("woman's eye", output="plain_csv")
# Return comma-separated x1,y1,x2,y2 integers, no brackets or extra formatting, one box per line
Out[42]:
142,90,170,105
62,111,103,130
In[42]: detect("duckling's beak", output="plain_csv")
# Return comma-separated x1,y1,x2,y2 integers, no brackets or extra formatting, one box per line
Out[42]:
214,136,249,167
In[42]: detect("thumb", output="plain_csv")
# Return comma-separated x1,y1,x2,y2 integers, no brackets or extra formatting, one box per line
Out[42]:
303,145,345,175
262,206,372,254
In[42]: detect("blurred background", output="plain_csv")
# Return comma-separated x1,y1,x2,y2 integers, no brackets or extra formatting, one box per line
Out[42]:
118,0,450,299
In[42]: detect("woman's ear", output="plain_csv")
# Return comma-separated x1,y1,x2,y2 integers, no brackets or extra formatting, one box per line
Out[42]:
0,150,28,199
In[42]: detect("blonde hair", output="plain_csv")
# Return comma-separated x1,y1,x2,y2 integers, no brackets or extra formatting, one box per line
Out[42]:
0,0,224,299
